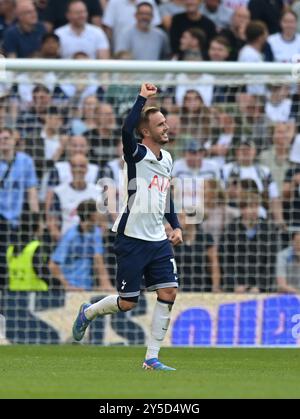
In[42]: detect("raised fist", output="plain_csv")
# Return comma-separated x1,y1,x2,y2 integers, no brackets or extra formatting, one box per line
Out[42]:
140,83,158,99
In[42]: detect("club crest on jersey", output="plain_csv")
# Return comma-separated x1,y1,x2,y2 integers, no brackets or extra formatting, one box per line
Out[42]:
148,175,170,192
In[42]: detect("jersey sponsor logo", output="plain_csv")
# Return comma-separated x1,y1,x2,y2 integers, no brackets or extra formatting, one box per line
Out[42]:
148,175,170,193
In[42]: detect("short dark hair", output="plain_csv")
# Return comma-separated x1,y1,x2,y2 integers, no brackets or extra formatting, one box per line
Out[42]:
210,35,231,51
0,127,14,136
136,2,153,12
32,84,50,95
245,21,267,43
185,27,206,50
67,0,86,12
41,33,60,45
240,179,260,194
77,200,97,222
136,106,161,138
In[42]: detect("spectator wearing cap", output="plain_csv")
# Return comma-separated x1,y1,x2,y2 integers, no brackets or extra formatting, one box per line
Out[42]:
102,0,161,54
3,0,46,58
44,0,103,31
277,230,300,294
200,0,233,31
219,188,279,292
170,0,216,56
268,10,300,63
55,0,109,59
116,2,171,61
221,137,285,229
49,200,112,291
172,139,220,211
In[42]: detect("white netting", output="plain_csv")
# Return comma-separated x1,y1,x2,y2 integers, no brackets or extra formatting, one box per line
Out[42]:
0,62,300,345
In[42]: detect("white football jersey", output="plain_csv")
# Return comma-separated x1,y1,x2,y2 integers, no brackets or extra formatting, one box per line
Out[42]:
112,144,173,241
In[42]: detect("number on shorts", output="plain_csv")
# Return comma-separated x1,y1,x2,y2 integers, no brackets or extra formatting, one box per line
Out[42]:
170,258,177,274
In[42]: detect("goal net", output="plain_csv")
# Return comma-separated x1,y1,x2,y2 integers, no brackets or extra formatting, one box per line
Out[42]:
0,60,299,346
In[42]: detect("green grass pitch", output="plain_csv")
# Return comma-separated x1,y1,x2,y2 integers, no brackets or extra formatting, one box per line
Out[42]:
0,346,300,399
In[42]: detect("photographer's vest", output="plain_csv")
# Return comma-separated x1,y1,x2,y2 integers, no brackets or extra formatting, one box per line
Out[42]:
6,241,48,291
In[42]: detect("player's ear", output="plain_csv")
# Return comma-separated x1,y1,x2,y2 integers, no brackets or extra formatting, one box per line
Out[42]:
141,127,149,138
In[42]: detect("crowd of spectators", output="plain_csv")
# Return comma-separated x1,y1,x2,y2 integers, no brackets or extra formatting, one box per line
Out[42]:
1,0,300,294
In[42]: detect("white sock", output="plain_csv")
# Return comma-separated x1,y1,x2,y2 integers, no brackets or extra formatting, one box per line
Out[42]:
145,299,174,360
84,295,120,320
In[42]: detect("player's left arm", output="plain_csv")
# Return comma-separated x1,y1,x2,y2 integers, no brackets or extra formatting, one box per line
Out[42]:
165,195,183,246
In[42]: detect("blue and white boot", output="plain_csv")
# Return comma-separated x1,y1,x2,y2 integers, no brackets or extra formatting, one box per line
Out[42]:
143,358,176,371
72,303,91,341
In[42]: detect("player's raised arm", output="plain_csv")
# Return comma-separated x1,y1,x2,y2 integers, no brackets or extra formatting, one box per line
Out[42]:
122,83,157,156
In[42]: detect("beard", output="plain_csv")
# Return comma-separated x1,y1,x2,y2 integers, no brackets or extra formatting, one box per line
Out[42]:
153,132,169,145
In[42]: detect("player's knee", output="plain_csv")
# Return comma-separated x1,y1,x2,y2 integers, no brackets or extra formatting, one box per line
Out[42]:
157,287,177,303
118,298,137,312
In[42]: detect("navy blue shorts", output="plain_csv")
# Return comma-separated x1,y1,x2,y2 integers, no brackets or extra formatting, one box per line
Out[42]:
113,234,178,300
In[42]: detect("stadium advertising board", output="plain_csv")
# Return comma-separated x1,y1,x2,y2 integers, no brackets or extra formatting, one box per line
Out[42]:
1,292,300,346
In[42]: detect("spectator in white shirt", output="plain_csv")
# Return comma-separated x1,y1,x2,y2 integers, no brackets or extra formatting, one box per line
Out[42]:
265,84,293,123
238,20,268,95
116,2,171,60
238,20,268,62
55,0,110,59
268,10,300,63
47,153,100,241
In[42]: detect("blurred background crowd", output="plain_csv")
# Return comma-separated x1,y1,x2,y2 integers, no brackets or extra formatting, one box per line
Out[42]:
1,0,300,295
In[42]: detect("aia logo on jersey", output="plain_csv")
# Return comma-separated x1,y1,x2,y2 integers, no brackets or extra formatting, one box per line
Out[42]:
148,175,170,193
